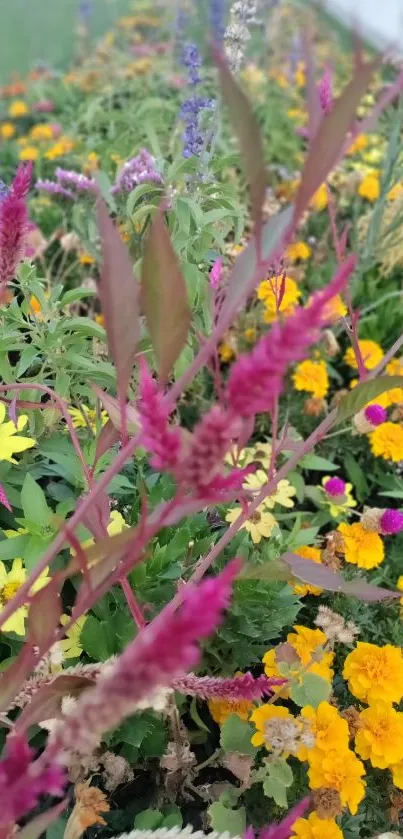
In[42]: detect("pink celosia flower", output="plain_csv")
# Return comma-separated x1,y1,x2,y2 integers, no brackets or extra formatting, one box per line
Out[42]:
0,163,32,291
138,361,183,473
175,671,284,700
210,257,222,289
0,482,11,512
0,732,65,829
226,255,356,418
319,67,333,114
257,797,310,839
180,405,240,491
46,560,241,759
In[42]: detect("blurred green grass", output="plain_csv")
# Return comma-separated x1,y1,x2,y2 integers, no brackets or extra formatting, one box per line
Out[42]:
0,0,132,82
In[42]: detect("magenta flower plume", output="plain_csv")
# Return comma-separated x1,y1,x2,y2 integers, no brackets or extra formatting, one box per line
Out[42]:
380,508,403,535
181,406,239,491
12,161,33,200
47,560,241,759
175,671,284,700
0,732,65,829
319,67,332,114
138,360,183,473
0,163,32,290
226,255,356,418
210,257,222,289
0,482,11,512
256,797,310,839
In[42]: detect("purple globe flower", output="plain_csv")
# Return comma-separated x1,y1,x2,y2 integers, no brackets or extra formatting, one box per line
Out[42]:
380,508,403,535
324,477,346,497
364,404,387,426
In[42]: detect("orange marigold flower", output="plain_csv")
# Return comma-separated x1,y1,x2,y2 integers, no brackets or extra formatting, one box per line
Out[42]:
337,521,384,569
343,642,403,704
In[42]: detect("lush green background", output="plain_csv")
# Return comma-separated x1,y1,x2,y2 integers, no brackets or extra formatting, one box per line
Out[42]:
0,0,132,81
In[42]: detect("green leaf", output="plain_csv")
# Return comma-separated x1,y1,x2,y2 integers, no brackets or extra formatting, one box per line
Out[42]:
344,452,369,501
290,672,331,708
80,615,112,660
94,170,117,213
142,208,191,381
21,474,52,526
262,776,288,807
208,798,246,837
220,714,256,756
134,811,164,831
17,346,39,377
300,454,338,471
0,535,30,561
293,527,319,547
336,376,403,424
189,698,210,733
115,716,152,748
269,758,293,787
60,288,96,306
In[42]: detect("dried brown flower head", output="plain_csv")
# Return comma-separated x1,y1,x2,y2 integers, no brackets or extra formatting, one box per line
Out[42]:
304,397,327,417
64,784,110,839
342,706,363,739
312,787,343,819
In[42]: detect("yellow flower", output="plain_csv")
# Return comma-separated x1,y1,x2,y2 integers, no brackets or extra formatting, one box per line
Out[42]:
59,614,87,659
243,470,296,509
79,252,96,266
337,521,384,569
310,183,328,212
355,701,403,768
358,173,380,202
384,357,403,404
391,759,403,789
83,151,99,174
388,182,403,201
287,241,312,263
244,326,257,343
295,61,306,87
44,137,75,160
19,145,38,161
8,100,28,118
219,341,236,363
292,546,323,597
347,133,369,155
94,314,105,327
343,642,403,704
308,747,366,815
258,275,301,322
0,122,16,140
293,359,329,399
287,108,307,124
250,703,292,749
321,477,356,518
344,339,383,370
370,422,403,462
298,702,349,762
225,505,277,544
0,559,50,635
30,123,54,141
263,626,334,691
291,812,344,839
0,402,35,462
241,64,265,87
68,405,108,433
323,294,347,322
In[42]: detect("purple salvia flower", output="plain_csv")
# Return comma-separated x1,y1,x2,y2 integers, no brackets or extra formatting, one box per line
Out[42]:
138,360,183,474
0,163,32,290
36,179,76,200
182,43,202,86
175,671,284,700
364,403,387,426
257,797,310,839
0,482,11,512
55,168,97,193
226,255,356,418
111,149,163,194
46,560,240,759
319,66,333,115
0,732,66,828
210,0,226,42
210,257,222,289
380,508,403,535
324,476,346,497
180,95,215,158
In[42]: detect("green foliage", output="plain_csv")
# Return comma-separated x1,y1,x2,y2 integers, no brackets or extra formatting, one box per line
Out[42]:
220,714,256,756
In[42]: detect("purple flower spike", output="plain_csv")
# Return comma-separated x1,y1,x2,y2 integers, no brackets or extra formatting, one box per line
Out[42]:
257,797,310,839
319,67,333,114
364,403,387,426
324,476,346,497
380,508,403,535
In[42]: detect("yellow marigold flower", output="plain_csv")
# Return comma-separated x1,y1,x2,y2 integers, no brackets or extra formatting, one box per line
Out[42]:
79,251,96,266
292,545,323,597
287,241,312,263
355,701,403,768
250,703,292,749
286,108,307,124
219,341,236,363
264,626,334,689
337,521,384,569
0,122,16,140
94,313,104,327
68,405,108,433
344,339,383,370
44,137,75,160
30,123,54,141
343,642,403,704
358,173,380,202
291,812,344,839
384,357,403,404
225,505,277,544
258,275,301,322
19,145,38,161
308,747,366,815
8,100,28,118
0,402,35,462
391,759,403,789
370,421,403,462
347,133,368,155
0,559,50,635
66,783,110,835
59,614,88,659
310,183,328,212
298,701,349,762
323,294,347,323
293,359,329,399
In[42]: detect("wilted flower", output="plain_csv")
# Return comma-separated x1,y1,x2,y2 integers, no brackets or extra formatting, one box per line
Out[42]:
315,606,359,645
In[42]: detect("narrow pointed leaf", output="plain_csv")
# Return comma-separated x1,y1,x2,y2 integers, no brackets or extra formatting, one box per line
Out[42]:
282,552,400,601
28,580,61,654
142,208,191,381
214,48,267,228
97,199,139,400
91,384,140,435
93,419,120,465
294,57,380,220
336,376,403,424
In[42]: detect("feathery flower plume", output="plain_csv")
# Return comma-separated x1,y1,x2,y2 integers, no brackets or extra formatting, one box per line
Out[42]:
0,162,32,291
0,732,65,829
175,671,284,700
36,179,76,200
180,406,239,491
138,361,183,474
46,560,240,760
226,255,356,418
0,482,11,512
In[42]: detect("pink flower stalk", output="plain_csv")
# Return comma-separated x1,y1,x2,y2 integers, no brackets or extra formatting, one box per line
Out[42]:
319,67,333,114
175,671,284,700
138,361,183,473
0,482,11,512
324,476,346,497
46,560,240,760
380,508,403,535
256,797,310,839
210,257,222,289
197,464,255,501
0,163,32,290
226,255,356,418
0,732,65,829
180,405,240,491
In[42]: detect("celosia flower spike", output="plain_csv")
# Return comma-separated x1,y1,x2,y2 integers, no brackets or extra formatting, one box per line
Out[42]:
12,161,33,199
0,732,66,828
319,67,333,114
175,671,284,701
138,360,183,474
0,163,32,290
257,797,310,839
226,254,357,418
46,560,241,759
